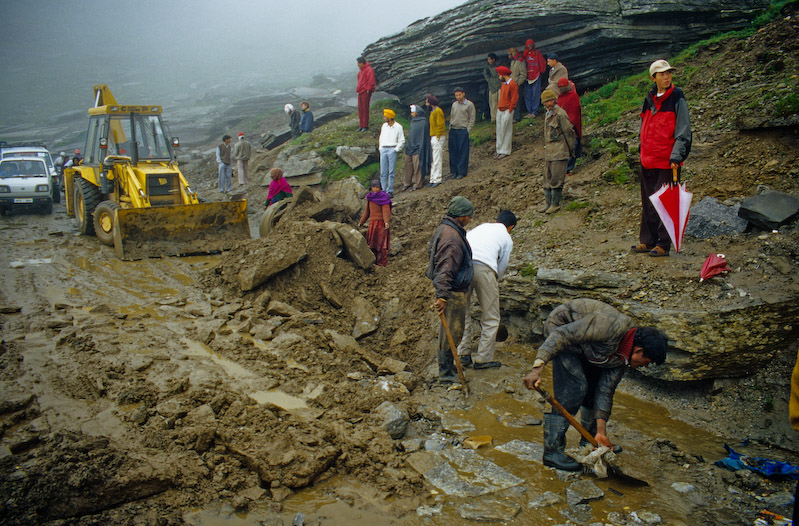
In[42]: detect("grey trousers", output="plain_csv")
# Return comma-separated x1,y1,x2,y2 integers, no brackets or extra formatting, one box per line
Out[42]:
438,291,468,380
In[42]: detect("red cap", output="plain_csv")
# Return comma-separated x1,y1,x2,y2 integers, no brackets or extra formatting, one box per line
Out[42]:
238,132,244,137
557,78,569,87
74,149,80,154
526,39,534,46
495,66,512,76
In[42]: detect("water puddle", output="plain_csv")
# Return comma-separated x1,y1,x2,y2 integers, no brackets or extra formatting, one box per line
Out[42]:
9,258,52,268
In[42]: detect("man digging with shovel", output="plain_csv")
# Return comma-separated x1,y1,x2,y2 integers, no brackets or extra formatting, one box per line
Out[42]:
522,298,667,471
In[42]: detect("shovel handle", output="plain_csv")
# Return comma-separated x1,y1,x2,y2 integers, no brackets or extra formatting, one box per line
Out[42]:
439,312,469,396
536,386,599,448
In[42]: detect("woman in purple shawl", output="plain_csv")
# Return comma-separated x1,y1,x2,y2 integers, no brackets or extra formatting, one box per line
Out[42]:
358,179,392,266
266,168,293,207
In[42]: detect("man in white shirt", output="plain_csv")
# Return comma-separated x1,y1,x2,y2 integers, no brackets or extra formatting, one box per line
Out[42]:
457,210,517,369
378,108,405,198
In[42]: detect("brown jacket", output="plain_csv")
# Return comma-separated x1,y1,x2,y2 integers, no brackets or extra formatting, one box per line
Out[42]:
359,200,391,225
426,216,473,299
535,298,635,421
543,105,576,161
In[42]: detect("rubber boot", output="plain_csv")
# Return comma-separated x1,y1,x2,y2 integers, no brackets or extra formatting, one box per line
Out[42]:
579,406,597,448
542,413,582,471
537,188,551,213
546,187,562,214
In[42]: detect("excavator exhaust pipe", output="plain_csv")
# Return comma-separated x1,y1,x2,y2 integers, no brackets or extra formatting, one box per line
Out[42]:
113,200,250,260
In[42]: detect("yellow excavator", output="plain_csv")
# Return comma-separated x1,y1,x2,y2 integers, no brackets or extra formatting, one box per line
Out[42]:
64,84,250,260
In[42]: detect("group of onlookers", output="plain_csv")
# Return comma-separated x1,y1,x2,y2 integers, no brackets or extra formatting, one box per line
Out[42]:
216,132,252,193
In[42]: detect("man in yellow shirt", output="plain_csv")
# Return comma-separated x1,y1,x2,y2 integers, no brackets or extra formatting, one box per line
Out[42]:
426,94,446,188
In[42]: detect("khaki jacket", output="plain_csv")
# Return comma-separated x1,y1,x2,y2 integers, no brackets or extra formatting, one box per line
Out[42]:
510,59,526,87
544,105,576,161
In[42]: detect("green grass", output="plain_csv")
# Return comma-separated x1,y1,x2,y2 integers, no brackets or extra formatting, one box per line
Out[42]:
776,92,799,117
469,119,495,147
564,200,591,211
520,264,537,278
326,162,381,186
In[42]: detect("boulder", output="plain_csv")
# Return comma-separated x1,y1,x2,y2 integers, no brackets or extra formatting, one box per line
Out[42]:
336,146,378,170
324,176,367,219
362,0,766,106
685,196,748,238
351,296,379,339
738,190,799,230
334,224,376,269
373,401,409,439
237,246,307,292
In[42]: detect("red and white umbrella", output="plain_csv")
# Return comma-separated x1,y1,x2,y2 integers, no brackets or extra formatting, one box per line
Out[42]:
648,168,693,252
699,253,731,282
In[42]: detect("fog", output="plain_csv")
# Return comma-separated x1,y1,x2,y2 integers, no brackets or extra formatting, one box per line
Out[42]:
0,0,463,128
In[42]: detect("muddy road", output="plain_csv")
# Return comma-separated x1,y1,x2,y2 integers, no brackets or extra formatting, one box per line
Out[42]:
1,199,798,526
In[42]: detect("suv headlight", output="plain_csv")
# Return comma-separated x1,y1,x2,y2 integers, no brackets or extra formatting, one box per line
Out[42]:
0,186,9,193
36,184,50,192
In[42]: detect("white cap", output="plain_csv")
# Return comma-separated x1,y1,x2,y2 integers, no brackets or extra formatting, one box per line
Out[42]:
284,103,294,114
649,59,676,76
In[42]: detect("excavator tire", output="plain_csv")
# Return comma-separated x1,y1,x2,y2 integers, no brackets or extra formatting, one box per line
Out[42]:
74,178,101,235
93,200,121,246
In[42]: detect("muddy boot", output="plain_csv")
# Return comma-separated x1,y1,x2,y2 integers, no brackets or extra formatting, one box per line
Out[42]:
579,406,597,448
542,413,582,471
546,188,562,214
537,189,551,213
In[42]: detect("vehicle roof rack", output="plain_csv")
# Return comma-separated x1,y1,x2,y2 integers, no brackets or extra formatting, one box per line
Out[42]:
3,141,50,149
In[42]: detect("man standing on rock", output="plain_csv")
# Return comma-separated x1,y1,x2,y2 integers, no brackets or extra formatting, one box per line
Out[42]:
483,53,501,123
523,39,547,118
556,78,582,175
427,196,474,384
356,57,376,132
403,104,431,192
285,104,301,139
233,132,252,187
508,47,526,123
540,89,575,214
495,66,518,160
299,101,314,134
523,298,667,471
426,94,445,189
378,108,404,198
216,134,232,194
456,210,516,370
633,59,692,258
448,87,475,180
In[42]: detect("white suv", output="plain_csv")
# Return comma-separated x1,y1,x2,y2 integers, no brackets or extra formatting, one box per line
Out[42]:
0,156,53,215
0,142,61,204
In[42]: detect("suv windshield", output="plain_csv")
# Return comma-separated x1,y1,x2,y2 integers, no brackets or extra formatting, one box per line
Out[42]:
2,151,54,172
0,160,47,177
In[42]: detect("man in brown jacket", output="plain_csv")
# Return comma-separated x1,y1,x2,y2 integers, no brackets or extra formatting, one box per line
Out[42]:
508,47,527,123
540,89,576,214
426,196,474,384
523,298,667,471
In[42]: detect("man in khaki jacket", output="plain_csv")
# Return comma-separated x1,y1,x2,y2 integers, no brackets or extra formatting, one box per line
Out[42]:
508,47,527,123
540,89,575,214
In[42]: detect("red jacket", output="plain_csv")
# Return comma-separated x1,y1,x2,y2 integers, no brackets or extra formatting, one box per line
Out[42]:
523,48,546,81
356,63,376,94
557,81,582,138
639,84,692,169
498,79,519,111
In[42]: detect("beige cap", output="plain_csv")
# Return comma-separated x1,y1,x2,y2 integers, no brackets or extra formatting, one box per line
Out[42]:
541,89,557,103
649,59,676,76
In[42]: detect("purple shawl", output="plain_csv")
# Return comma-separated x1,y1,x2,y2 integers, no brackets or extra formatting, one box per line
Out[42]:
366,190,392,206
267,176,292,202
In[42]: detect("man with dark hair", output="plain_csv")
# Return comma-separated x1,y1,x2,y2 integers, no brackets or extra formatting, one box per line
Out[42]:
523,298,667,471
356,57,376,132
523,39,547,118
457,210,516,369
427,196,475,384
508,47,526,123
633,59,692,258
483,53,501,123
448,87,475,180
216,135,232,194
426,94,445,188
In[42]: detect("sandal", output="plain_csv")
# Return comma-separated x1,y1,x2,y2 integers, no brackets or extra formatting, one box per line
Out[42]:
631,243,652,253
648,246,669,257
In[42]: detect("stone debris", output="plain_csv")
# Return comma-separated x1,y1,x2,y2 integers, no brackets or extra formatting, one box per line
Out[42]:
496,439,544,463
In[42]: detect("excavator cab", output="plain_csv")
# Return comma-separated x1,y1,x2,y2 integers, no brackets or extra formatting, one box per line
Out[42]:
65,84,250,260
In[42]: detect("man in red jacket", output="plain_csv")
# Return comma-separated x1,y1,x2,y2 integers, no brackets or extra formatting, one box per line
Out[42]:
495,66,518,159
523,39,546,118
356,57,376,132
556,77,582,175
633,59,692,258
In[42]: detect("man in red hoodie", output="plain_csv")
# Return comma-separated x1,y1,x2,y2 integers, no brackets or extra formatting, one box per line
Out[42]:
523,39,547,118
556,77,582,175
633,59,692,258
356,57,376,132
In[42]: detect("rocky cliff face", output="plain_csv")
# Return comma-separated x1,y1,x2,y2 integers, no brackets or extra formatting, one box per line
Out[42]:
362,0,768,107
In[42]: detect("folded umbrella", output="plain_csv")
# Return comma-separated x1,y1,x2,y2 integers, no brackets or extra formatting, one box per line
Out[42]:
648,167,693,252
700,253,731,282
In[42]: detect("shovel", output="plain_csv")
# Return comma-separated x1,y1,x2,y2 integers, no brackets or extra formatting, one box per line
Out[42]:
535,386,648,486
439,312,470,396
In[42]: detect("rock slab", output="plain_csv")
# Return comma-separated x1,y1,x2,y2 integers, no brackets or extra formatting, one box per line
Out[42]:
738,190,799,230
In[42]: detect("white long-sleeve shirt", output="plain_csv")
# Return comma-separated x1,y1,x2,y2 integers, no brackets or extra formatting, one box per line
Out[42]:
465,222,513,279
379,122,405,152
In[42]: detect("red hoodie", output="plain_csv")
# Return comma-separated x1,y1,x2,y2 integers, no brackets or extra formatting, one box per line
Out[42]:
356,62,376,94
557,81,582,138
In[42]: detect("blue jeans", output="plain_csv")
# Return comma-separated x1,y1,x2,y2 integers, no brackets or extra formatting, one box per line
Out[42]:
218,163,232,193
567,137,582,173
448,128,470,177
525,77,542,116
379,147,398,194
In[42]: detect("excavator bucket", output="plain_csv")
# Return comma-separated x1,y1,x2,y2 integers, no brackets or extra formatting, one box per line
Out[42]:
113,200,250,260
